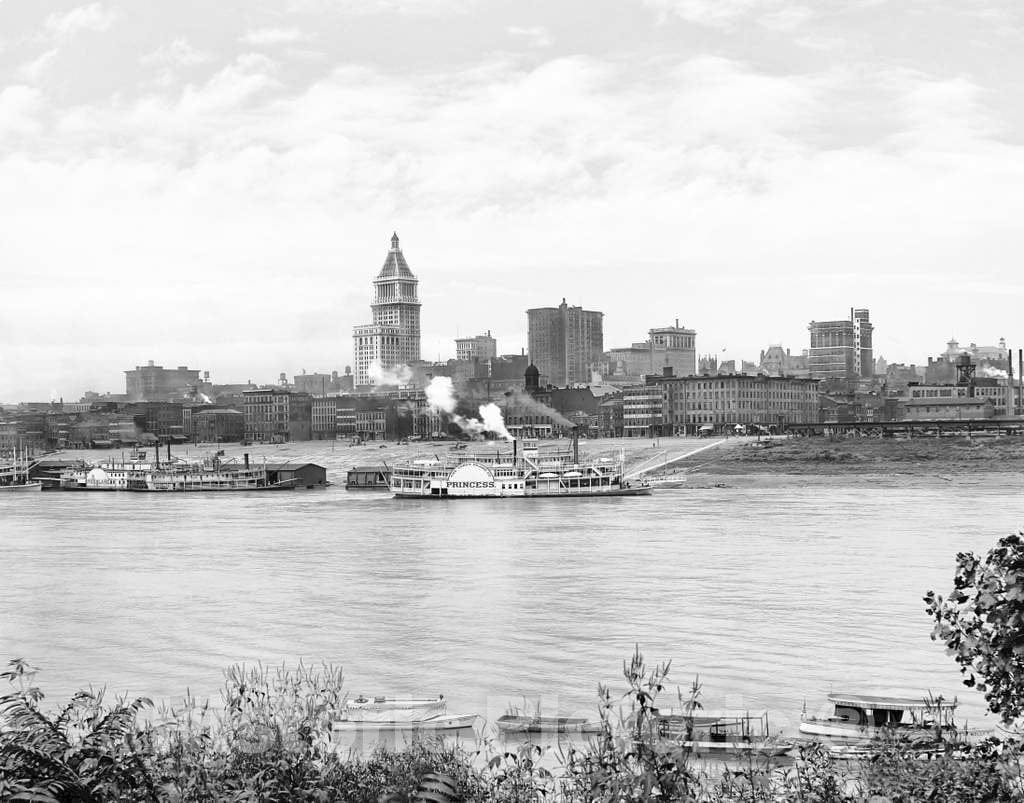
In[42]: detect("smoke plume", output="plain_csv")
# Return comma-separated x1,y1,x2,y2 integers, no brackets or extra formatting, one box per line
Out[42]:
981,365,1009,379
369,360,413,387
506,390,574,427
426,376,513,441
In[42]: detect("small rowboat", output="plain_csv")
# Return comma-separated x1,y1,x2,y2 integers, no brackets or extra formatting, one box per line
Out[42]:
332,713,479,732
331,695,477,732
496,714,603,734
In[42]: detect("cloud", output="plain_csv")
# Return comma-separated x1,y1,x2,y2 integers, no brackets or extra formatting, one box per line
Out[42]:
18,48,58,82
506,26,553,48
141,39,212,69
644,0,777,27
44,3,115,38
0,85,44,138
1,35,1023,399
240,28,313,46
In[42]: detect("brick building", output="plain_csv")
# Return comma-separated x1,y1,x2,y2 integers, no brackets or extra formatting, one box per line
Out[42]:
242,389,312,442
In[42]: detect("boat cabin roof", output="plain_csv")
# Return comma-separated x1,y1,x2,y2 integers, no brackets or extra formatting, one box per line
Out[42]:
828,693,957,711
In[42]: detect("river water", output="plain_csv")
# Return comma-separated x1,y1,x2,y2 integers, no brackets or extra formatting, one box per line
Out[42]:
2,472,1021,736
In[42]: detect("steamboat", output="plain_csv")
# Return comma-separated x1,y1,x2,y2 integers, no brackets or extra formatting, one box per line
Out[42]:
0,447,43,492
58,451,293,492
389,436,650,499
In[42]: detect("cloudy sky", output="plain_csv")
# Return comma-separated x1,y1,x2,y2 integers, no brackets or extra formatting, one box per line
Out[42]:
1,0,1022,400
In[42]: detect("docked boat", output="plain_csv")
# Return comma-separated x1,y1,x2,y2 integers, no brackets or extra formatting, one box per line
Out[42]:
799,693,976,743
331,695,477,732
58,452,294,492
0,448,43,492
496,714,602,734
345,465,391,490
653,709,794,757
389,437,650,499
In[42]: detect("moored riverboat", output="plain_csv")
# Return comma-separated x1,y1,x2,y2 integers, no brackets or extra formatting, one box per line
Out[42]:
798,693,985,744
654,709,794,757
389,437,650,499
0,448,43,492
345,465,391,490
57,453,310,491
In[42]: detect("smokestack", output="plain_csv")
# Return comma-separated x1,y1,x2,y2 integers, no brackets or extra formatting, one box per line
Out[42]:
573,426,579,464
1010,347,1016,416
244,453,249,469
167,441,171,461
1011,348,1019,417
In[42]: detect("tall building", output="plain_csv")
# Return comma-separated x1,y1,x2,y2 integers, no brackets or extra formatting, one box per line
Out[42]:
808,308,873,381
353,233,422,387
125,361,201,401
455,331,497,362
527,299,604,386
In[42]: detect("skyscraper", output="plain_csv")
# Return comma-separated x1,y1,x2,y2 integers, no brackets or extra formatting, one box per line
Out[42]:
353,233,421,387
807,308,874,381
527,299,604,386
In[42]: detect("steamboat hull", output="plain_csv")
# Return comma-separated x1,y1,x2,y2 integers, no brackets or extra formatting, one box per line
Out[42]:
393,486,651,499
0,482,43,492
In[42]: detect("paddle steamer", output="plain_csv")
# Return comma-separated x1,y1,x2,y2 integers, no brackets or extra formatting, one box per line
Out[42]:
389,437,650,499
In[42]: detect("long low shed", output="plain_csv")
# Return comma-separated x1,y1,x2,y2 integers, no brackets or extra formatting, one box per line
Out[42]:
264,463,328,489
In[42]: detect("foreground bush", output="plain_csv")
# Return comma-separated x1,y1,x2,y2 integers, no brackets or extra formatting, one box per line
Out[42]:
11,521,1024,803
5,650,1024,802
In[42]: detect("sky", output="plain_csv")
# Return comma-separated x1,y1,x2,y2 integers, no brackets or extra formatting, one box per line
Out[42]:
1,0,1023,401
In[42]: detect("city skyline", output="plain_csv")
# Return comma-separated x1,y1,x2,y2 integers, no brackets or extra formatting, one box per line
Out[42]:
2,1,1024,400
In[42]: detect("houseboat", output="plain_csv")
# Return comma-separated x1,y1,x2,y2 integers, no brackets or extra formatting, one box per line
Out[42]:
331,695,477,732
389,437,650,499
799,693,972,742
345,465,391,490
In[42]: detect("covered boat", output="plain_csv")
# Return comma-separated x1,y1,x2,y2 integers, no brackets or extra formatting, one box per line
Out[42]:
653,709,794,757
799,693,967,742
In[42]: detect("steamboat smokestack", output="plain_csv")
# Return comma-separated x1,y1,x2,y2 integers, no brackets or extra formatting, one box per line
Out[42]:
244,453,250,469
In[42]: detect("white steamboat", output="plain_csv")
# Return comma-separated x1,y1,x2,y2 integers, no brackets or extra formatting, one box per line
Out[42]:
59,452,284,492
389,437,650,499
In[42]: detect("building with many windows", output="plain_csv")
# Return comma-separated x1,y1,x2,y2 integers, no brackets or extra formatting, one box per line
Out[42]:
455,331,497,362
807,308,873,381
527,299,603,386
353,233,422,387
242,388,312,442
609,321,697,381
621,369,820,436
125,361,202,401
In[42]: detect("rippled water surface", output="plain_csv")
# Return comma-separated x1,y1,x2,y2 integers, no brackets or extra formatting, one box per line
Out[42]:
2,474,1021,733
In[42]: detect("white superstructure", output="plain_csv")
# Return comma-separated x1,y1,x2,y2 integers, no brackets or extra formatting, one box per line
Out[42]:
389,438,650,499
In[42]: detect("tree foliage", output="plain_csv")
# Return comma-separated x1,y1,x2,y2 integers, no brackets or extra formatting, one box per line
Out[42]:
925,532,1024,724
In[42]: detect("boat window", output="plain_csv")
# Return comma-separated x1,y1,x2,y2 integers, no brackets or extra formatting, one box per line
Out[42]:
834,705,865,725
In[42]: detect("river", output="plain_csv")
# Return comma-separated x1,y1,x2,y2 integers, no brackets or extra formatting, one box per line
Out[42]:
1,472,1020,736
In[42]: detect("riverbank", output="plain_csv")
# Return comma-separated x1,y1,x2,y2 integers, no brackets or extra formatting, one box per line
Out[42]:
688,434,1024,476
